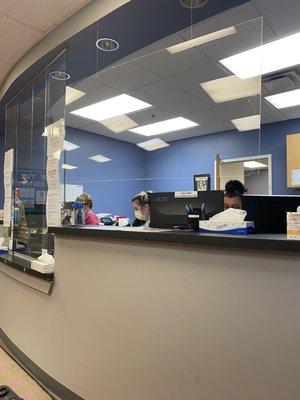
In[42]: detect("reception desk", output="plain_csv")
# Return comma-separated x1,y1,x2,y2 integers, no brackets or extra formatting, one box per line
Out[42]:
0,227,299,399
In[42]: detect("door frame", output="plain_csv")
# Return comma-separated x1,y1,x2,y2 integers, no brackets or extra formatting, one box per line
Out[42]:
214,154,272,194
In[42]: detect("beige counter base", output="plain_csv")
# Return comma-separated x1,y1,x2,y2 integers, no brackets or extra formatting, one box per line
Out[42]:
0,235,299,399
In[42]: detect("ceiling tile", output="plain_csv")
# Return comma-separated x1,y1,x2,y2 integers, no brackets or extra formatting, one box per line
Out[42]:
253,0,300,37
134,47,210,79
168,62,227,104
67,78,119,112
0,0,16,18
0,16,41,63
6,0,91,32
180,2,262,40
280,105,300,120
92,62,160,92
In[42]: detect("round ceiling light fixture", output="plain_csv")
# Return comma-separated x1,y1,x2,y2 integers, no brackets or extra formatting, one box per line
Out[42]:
96,37,119,52
50,70,70,80
179,0,208,9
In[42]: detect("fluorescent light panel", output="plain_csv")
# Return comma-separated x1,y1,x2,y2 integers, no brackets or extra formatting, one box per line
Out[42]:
137,138,170,151
244,161,267,169
167,26,236,54
200,75,260,103
265,88,300,109
220,31,300,79
62,164,77,170
63,140,79,151
99,115,138,133
65,86,85,106
71,94,152,122
89,154,111,163
231,115,261,131
130,117,198,136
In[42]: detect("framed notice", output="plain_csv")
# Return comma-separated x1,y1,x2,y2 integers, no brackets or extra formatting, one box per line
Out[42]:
194,174,210,191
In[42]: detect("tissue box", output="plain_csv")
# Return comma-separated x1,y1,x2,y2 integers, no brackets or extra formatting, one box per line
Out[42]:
31,260,54,274
287,212,300,240
199,220,255,234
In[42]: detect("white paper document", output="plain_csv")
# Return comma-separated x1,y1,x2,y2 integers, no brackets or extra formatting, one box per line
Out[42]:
47,158,60,189
47,118,65,157
291,169,300,186
46,189,61,227
3,198,11,227
4,149,14,174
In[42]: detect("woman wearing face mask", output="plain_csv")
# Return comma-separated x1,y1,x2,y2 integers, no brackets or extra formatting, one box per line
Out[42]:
76,193,99,225
131,191,151,227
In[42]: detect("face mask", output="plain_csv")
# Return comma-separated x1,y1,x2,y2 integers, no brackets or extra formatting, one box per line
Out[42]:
135,210,145,221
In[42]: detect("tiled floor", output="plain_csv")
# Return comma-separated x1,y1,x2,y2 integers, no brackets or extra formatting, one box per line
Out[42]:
0,347,52,400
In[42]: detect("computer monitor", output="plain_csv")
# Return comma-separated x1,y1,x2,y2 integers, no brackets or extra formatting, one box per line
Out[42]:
243,194,300,234
149,191,224,228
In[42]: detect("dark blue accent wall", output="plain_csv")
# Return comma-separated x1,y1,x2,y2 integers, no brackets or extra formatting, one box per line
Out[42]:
65,118,300,219
65,127,146,218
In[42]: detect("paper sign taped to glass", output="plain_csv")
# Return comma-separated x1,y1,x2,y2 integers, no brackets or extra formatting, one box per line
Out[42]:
4,149,14,174
47,118,65,157
46,189,61,227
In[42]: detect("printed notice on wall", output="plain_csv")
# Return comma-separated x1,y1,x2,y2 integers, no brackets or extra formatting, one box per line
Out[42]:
291,169,300,186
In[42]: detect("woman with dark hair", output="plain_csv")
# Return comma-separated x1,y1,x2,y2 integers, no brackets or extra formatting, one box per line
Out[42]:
131,191,151,227
224,180,247,210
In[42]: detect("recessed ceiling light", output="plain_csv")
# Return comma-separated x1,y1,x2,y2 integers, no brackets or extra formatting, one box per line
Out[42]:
167,26,236,54
99,115,138,133
244,161,267,169
231,115,261,131
62,164,77,170
50,70,70,80
137,138,170,151
179,0,208,9
130,117,198,136
65,86,85,106
89,154,111,163
63,140,79,151
220,31,300,79
265,88,300,109
71,94,152,122
96,37,119,52
200,75,260,103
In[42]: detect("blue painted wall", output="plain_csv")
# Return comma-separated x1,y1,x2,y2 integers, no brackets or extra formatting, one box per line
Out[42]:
145,118,300,195
65,127,146,219
65,118,300,219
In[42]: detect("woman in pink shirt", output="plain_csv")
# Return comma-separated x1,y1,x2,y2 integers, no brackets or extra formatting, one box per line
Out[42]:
76,193,100,225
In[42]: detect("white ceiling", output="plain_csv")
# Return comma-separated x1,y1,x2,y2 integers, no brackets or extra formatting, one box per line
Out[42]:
63,0,300,144
0,0,92,87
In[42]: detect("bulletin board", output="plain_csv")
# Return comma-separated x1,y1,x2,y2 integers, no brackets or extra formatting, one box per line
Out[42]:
286,133,300,188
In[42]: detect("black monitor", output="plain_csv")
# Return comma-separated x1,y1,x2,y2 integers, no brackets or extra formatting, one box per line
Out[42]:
149,191,224,228
243,195,300,234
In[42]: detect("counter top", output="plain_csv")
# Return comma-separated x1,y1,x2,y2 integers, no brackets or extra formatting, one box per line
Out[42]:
49,226,300,253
